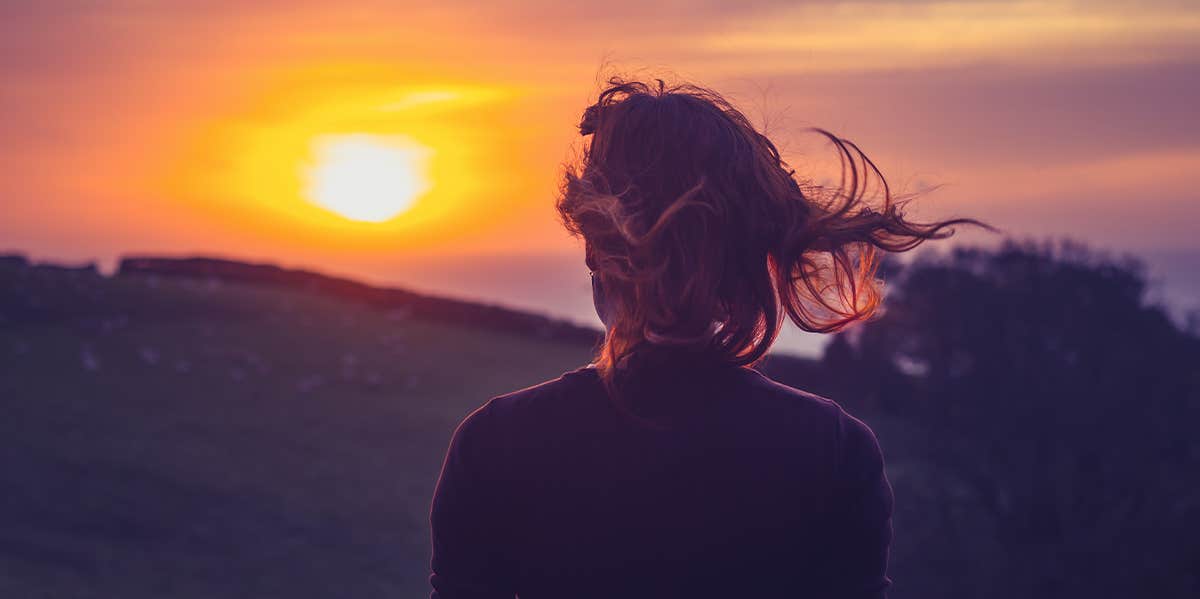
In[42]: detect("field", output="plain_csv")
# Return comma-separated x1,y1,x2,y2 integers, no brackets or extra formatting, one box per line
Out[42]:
10,253,1182,599
0,262,595,598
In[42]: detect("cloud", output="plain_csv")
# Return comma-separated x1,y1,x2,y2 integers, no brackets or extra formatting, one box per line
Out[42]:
693,1,1200,73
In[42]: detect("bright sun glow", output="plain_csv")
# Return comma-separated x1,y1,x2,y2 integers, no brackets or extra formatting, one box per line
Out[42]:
303,134,433,222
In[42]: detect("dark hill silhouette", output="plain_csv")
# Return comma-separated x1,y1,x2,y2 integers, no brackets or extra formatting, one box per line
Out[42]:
0,253,599,598
0,253,30,269
117,256,602,345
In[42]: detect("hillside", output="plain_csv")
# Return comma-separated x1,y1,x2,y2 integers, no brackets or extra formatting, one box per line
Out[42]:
0,256,599,598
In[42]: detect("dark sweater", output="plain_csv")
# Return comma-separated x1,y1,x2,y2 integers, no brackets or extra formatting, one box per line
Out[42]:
429,362,894,598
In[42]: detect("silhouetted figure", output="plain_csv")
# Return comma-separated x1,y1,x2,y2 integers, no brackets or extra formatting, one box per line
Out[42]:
429,76,989,598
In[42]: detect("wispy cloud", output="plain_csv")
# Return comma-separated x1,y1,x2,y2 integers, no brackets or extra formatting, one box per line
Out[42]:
695,1,1200,72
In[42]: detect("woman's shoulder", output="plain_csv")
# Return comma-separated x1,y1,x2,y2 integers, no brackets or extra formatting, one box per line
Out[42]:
457,363,882,456
455,364,601,431
734,368,886,459
731,367,854,421
485,363,600,411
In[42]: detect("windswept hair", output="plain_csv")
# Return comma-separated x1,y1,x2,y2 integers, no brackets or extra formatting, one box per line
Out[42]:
557,77,992,424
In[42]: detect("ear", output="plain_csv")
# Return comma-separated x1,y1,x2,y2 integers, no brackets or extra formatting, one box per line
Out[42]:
585,240,598,271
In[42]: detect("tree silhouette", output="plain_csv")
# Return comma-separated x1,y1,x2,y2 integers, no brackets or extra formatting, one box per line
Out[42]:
811,239,1200,598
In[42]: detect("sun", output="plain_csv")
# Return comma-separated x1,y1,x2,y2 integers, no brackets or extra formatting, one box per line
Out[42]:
303,134,433,223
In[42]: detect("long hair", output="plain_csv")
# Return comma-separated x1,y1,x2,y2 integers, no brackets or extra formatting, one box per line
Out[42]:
556,76,993,426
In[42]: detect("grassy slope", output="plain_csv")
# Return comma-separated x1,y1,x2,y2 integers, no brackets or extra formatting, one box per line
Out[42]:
0,266,595,598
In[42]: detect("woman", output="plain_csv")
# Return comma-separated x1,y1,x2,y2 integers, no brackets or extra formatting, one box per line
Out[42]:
429,77,989,598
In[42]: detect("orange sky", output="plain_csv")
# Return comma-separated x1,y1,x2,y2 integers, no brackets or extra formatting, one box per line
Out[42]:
3,1,1199,354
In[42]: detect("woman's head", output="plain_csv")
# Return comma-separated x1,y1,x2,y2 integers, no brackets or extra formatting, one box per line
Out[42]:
557,77,989,404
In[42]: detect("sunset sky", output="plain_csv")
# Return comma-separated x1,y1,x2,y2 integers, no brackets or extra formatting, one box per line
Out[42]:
3,0,1198,355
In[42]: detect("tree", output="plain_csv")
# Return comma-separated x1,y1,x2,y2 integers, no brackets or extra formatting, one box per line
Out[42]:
821,239,1200,598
